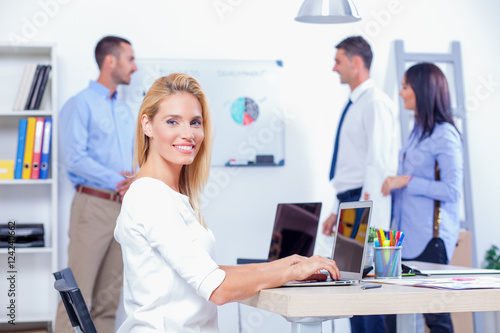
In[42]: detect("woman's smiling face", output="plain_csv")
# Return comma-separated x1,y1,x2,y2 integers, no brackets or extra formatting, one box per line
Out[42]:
143,92,204,168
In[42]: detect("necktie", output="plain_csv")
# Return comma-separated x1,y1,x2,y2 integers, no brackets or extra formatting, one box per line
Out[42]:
329,99,352,180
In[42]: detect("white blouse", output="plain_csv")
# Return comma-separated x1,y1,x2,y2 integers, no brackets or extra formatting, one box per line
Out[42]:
115,177,226,332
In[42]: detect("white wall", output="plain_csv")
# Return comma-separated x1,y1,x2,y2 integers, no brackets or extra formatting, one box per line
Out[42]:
1,0,499,331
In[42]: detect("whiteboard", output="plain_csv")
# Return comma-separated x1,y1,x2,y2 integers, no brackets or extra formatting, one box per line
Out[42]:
120,59,285,167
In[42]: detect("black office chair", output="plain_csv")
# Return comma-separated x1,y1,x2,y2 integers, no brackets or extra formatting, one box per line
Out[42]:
53,267,98,333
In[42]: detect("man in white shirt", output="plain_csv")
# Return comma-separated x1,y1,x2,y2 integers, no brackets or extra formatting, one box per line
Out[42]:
321,36,398,333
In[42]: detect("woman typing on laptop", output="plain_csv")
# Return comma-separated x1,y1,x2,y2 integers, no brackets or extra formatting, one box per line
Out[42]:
114,73,340,332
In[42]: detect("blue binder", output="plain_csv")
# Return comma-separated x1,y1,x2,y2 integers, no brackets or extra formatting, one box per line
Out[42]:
14,119,28,179
39,117,52,179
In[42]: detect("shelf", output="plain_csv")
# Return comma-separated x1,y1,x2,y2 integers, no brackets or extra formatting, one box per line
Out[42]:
0,314,53,324
0,43,54,55
0,110,54,116
0,42,58,326
0,247,53,254
0,179,53,185
225,159,285,167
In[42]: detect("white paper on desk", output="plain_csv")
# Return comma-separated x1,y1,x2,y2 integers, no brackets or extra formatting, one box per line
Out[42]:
371,278,434,286
420,269,500,275
413,277,500,290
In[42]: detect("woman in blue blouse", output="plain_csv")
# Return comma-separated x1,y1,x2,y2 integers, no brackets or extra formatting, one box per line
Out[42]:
382,63,463,333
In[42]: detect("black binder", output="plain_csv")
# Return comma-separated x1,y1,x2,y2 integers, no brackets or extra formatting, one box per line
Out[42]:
0,223,45,248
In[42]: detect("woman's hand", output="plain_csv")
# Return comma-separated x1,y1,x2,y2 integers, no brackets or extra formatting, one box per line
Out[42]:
381,175,411,196
290,255,340,281
212,255,340,305
272,254,307,268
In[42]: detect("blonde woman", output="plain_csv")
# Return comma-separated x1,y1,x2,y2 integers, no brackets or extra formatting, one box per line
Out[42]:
114,73,340,332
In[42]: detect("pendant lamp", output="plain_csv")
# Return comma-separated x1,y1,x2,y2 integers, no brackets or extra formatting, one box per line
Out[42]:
295,0,361,24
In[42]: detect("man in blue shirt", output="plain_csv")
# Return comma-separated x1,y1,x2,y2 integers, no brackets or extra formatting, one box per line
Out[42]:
56,36,137,333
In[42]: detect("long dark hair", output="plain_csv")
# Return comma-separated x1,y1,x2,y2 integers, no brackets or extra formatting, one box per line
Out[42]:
405,63,456,141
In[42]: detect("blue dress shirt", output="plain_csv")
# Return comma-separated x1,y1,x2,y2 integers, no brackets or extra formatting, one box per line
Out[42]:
59,81,135,191
392,122,463,261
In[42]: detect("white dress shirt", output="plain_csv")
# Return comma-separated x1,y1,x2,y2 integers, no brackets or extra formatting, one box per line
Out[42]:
331,78,399,230
115,177,226,332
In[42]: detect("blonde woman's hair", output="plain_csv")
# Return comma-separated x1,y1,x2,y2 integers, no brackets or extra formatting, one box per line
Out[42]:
134,73,213,227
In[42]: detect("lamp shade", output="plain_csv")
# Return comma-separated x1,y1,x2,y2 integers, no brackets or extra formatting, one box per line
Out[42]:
295,0,361,24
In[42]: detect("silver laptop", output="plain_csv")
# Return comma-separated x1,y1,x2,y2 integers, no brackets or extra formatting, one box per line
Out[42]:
283,200,373,287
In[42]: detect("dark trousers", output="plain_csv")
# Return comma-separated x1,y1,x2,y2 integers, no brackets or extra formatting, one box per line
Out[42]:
336,188,386,333
385,239,454,333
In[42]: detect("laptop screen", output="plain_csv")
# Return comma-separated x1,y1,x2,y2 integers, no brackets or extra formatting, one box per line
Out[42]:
267,202,322,261
332,201,372,278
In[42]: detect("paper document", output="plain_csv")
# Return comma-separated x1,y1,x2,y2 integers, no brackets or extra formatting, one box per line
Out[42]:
420,269,500,275
413,276,500,290
372,276,500,290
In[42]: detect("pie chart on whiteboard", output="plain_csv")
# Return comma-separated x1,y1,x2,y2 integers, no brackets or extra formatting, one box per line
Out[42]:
230,97,259,126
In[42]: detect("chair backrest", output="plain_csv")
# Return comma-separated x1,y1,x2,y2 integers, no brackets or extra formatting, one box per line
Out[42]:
53,267,97,333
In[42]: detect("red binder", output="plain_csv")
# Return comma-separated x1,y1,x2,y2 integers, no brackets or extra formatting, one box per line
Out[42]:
30,117,45,179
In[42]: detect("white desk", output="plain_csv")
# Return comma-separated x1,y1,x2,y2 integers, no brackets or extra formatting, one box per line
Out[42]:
239,262,500,332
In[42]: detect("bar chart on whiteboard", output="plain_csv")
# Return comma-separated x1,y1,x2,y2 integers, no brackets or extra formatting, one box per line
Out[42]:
119,59,285,167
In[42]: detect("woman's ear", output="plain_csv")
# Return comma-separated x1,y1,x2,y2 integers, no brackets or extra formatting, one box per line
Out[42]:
141,114,153,137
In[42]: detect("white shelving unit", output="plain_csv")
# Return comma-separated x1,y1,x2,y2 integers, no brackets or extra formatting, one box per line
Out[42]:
0,43,58,331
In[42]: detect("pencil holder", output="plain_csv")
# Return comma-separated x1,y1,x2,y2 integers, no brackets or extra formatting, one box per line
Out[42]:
374,246,402,279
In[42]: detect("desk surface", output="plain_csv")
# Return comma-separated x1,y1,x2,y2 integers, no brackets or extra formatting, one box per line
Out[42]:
240,262,500,318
